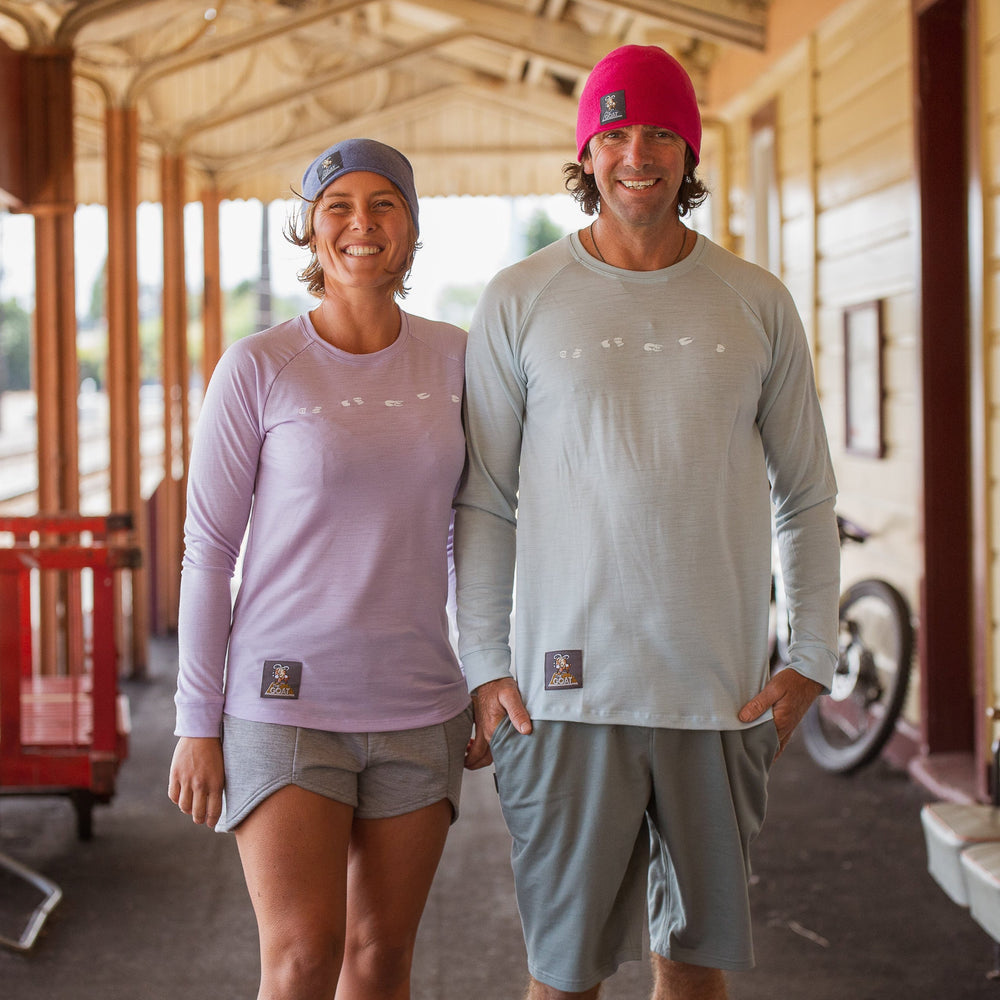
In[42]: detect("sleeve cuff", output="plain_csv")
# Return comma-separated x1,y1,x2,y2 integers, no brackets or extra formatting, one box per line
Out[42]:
785,643,838,693
173,700,224,739
461,647,514,694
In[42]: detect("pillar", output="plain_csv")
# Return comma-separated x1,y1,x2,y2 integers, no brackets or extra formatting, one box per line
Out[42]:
105,104,148,675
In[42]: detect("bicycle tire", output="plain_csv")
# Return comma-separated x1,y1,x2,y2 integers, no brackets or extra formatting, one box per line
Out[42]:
800,578,913,774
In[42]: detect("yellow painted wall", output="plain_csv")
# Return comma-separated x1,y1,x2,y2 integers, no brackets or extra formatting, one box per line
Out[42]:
709,0,849,110
711,0,923,718
718,0,920,590
709,0,1000,750
812,0,919,599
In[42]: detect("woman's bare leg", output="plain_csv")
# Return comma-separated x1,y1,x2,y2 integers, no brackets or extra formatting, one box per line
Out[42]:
235,785,354,1000
336,799,452,1000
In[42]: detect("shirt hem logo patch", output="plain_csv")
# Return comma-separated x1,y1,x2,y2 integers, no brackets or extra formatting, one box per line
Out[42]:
545,650,583,690
260,660,303,699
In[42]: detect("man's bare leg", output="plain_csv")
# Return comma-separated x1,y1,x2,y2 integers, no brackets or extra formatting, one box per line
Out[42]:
650,954,727,1000
525,976,601,1000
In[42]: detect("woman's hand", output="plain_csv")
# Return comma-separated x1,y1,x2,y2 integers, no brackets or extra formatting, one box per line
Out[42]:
168,736,225,828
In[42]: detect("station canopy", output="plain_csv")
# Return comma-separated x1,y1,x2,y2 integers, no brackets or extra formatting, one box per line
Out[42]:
0,0,768,203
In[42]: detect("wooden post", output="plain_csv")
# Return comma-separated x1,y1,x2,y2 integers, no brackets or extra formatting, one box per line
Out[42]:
24,50,79,676
105,104,148,676
156,152,189,632
201,184,223,389
913,0,975,763
0,40,25,206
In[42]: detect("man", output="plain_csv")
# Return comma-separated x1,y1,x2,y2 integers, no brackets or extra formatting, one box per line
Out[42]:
454,44,840,1000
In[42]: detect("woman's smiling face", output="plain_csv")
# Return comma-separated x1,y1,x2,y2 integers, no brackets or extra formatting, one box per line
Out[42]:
311,170,414,294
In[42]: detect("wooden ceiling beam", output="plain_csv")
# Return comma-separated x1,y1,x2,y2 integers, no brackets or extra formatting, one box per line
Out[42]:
176,28,465,142
172,21,591,148
119,0,605,103
199,81,574,179
125,0,376,101
56,0,176,45
608,0,766,50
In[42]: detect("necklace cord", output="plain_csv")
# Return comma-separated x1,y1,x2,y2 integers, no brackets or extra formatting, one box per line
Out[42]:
589,221,688,268
589,221,607,263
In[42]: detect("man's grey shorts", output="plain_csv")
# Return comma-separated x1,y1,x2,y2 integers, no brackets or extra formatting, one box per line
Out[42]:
216,706,473,832
489,718,779,993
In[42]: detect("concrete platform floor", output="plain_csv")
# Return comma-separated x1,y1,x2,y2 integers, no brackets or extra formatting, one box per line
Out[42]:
2,637,999,999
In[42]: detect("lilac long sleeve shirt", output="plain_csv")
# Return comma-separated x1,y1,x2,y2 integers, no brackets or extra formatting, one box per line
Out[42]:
174,311,470,737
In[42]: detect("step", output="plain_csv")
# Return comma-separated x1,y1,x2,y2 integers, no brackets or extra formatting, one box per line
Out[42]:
921,802,1000,906
961,842,1000,942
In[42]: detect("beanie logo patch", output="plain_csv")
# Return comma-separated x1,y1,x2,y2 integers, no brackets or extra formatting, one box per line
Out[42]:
317,150,343,187
599,90,627,126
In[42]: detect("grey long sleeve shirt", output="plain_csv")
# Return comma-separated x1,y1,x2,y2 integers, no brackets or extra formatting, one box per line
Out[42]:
454,232,839,730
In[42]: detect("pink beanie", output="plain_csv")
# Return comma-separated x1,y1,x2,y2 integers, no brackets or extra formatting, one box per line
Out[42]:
576,45,702,164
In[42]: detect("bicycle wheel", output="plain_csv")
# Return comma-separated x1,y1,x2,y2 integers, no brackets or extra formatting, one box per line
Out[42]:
800,579,913,774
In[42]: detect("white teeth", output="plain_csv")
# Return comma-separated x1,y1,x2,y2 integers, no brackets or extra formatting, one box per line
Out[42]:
344,246,380,256
622,180,656,189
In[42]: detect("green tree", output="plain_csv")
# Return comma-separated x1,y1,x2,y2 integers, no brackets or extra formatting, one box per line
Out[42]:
222,280,310,346
524,210,564,256
223,279,258,345
88,259,107,324
139,312,162,385
77,341,105,388
0,298,32,391
435,283,484,331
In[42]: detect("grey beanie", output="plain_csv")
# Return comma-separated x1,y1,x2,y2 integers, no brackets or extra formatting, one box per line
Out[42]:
301,138,419,234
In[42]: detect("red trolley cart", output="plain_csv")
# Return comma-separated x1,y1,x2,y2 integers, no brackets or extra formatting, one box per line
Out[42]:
0,513,139,841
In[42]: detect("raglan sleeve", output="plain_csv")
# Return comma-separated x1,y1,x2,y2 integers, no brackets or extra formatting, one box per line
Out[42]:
173,343,265,736
453,275,527,693
757,282,841,690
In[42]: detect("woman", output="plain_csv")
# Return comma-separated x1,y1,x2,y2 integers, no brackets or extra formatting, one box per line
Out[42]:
168,138,472,1000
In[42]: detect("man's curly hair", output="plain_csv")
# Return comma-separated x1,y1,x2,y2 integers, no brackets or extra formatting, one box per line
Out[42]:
563,145,708,218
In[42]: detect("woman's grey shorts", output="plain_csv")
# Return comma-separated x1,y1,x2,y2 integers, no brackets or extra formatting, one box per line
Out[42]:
216,705,473,832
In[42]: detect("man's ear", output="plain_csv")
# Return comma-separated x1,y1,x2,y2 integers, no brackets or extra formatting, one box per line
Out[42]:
581,145,594,176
